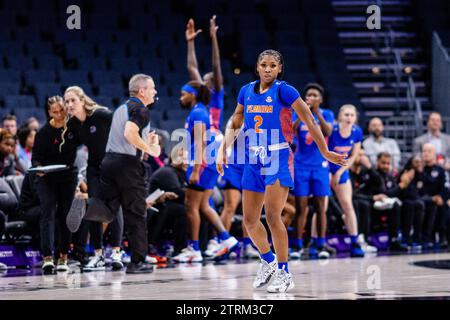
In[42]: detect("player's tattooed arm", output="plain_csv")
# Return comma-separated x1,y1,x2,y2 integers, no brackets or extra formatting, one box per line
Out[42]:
186,18,202,82
210,15,223,92
292,98,346,166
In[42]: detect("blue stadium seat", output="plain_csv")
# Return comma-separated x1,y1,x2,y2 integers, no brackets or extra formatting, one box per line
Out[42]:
129,45,159,60
7,56,35,71
92,71,123,85
0,71,21,82
65,42,96,59
14,28,42,42
34,83,62,106
53,29,84,44
97,43,127,58
13,108,47,126
36,55,64,70
115,31,146,43
4,95,37,109
0,42,24,56
93,96,115,109
26,42,54,56
59,70,90,86
109,58,141,71
0,29,13,41
0,82,21,97
85,29,115,43
24,70,56,85
78,57,108,71
98,84,125,98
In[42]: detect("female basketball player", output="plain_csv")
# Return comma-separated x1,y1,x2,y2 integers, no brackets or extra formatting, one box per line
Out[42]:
217,50,345,293
173,81,238,263
328,104,365,257
63,86,125,270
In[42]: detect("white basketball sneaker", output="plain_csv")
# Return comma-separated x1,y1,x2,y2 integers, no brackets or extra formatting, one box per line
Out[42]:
172,246,203,263
253,258,277,289
267,268,295,293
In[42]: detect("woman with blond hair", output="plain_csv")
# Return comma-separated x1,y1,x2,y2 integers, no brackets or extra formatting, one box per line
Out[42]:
63,86,125,271
328,104,365,257
32,96,80,273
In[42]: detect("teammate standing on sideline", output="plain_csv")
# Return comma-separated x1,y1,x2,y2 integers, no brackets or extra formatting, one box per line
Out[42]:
291,83,334,260
83,74,161,274
328,104,365,257
217,50,345,293
63,86,125,271
186,16,224,133
32,96,80,273
172,81,238,263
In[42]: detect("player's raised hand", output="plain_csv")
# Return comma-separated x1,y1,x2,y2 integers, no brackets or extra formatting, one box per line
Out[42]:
324,151,347,166
210,15,218,38
186,18,202,41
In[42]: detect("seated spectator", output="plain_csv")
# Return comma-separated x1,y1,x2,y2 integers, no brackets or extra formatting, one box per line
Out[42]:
397,155,426,249
372,152,408,251
363,118,402,171
23,117,40,131
420,143,447,249
147,145,188,256
2,115,18,137
17,128,36,171
0,131,16,177
413,112,450,170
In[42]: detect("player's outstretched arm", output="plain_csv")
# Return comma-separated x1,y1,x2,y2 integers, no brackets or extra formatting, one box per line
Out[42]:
210,15,223,92
186,18,202,82
216,104,244,176
291,97,346,166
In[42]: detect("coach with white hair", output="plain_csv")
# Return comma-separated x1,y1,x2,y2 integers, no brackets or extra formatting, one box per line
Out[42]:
85,74,161,274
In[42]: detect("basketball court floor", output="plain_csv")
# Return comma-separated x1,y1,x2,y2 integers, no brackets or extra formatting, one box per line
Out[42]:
1,251,450,300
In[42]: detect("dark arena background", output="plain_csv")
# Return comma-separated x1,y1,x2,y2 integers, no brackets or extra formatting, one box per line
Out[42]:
0,0,450,308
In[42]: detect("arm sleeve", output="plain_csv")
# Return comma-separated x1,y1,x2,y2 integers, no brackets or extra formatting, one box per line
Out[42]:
128,105,149,130
279,83,300,106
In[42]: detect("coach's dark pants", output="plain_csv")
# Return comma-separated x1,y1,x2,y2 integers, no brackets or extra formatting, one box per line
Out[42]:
100,154,148,263
75,166,124,252
36,170,78,257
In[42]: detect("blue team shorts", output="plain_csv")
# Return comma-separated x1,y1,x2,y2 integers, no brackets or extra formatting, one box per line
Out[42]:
293,164,331,197
330,167,350,185
186,165,219,191
218,163,244,191
242,148,294,193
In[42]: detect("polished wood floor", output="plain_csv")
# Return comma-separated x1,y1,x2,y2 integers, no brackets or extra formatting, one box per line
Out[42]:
1,252,450,300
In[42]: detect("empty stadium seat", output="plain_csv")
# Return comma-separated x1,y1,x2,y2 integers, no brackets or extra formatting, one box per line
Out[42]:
4,95,37,110
0,82,21,97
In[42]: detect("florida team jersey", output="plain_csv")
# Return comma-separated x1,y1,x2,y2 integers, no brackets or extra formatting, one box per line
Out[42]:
210,87,225,132
238,80,300,150
328,124,363,172
185,102,212,164
294,108,334,167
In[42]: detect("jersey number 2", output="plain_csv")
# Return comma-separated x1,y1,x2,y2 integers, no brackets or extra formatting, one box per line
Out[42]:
254,115,263,133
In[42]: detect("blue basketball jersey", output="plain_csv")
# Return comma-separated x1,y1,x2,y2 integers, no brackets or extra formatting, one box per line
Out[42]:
328,124,363,173
294,108,335,167
185,102,212,164
237,80,300,150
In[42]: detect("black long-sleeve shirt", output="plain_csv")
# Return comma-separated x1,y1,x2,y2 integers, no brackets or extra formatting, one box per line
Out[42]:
68,108,113,168
31,122,80,168
420,165,446,198
149,165,186,205
350,165,383,201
